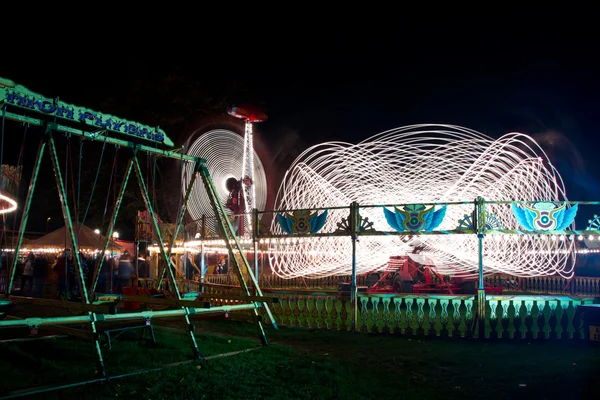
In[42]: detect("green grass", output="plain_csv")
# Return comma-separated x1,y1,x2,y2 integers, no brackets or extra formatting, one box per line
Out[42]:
1,320,599,399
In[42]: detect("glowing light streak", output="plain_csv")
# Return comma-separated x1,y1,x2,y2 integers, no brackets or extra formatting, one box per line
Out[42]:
183,129,267,235
0,192,17,214
269,125,576,279
241,121,255,231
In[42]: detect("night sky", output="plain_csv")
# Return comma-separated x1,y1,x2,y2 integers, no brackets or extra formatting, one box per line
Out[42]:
2,24,599,234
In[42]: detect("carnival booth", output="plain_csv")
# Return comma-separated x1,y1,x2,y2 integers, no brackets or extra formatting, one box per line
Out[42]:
28,223,125,254
25,224,125,296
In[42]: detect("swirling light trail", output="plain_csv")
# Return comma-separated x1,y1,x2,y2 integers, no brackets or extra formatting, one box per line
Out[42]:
269,125,575,279
0,192,17,214
183,129,267,234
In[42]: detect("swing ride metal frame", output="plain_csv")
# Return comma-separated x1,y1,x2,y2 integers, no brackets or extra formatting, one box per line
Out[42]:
0,78,276,396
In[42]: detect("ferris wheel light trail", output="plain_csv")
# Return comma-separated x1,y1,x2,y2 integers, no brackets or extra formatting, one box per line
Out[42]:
183,129,267,235
269,124,576,279
0,192,17,214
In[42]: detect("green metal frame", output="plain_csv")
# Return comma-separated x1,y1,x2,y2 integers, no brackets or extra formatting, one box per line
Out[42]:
199,164,278,341
0,76,173,147
0,92,274,394
158,160,202,287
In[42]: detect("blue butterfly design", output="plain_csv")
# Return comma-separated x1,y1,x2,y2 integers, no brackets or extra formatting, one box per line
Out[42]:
277,209,329,235
511,202,578,231
384,204,447,232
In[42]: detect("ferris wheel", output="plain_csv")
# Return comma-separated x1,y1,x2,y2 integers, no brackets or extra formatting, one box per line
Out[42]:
183,125,268,238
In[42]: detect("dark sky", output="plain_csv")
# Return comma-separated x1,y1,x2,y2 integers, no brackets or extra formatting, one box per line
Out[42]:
2,23,600,232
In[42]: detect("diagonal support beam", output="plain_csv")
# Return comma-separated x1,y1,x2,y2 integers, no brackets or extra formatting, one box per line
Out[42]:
131,154,203,360
157,160,202,287
132,156,182,300
47,128,107,377
89,158,134,299
6,138,46,297
199,166,278,330
199,165,276,343
47,131,89,304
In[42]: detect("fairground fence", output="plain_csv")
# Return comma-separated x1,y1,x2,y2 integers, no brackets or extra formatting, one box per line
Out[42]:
131,275,600,341
197,285,598,340
136,273,600,298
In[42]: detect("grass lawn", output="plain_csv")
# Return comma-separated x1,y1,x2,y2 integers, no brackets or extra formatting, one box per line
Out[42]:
0,318,599,400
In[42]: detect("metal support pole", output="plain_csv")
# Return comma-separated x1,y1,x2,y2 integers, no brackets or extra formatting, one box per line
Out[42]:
90,159,134,297
199,165,277,342
253,208,259,295
134,239,139,287
200,241,205,294
6,138,45,297
47,132,88,303
475,196,486,339
47,129,106,377
131,155,203,360
157,161,201,287
350,201,359,332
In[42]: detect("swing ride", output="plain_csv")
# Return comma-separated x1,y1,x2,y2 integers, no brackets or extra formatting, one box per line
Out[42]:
0,76,277,398
2,74,600,397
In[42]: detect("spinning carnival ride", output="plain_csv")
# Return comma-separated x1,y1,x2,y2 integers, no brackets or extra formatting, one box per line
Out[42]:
183,105,268,236
269,125,577,280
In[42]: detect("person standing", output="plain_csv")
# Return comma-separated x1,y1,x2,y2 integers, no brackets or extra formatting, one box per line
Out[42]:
20,253,35,295
117,253,134,293
221,257,229,274
184,254,197,280
32,253,49,298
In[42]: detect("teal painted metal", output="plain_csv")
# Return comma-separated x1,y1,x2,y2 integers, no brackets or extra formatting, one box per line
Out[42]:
475,197,486,339
132,156,204,360
0,303,258,328
0,83,274,392
132,157,182,300
253,208,260,296
5,138,46,296
89,159,134,297
159,160,202,287
0,111,205,164
47,130,107,375
198,165,277,338
88,311,107,377
47,132,89,303
0,77,171,147
350,201,359,332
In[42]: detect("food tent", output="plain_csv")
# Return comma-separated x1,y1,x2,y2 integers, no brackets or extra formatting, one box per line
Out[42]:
27,223,125,252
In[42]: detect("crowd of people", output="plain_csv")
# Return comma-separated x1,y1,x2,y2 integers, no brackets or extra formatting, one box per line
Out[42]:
0,249,228,298
0,249,152,299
